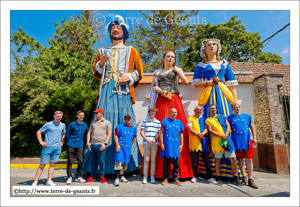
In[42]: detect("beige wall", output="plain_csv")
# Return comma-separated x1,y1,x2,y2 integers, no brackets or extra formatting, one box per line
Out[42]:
133,82,256,145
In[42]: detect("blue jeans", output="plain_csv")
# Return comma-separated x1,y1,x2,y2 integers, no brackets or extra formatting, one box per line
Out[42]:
90,144,106,179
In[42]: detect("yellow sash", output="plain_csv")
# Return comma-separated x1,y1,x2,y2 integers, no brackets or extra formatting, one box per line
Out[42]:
187,116,202,152
205,117,224,154
198,83,235,106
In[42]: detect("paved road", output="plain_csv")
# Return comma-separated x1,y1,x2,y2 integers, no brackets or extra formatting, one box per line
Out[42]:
10,168,289,197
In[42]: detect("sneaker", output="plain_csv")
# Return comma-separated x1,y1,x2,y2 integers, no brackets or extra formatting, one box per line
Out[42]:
85,177,96,184
217,179,223,186
66,177,72,185
173,180,183,186
114,178,119,187
46,180,56,186
162,179,168,185
142,176,148,184
191,177,198,183
100,177,108,184
31,181,38,186
241,177,247,185
75,177,86,183
150,176,156,184
120,176,128,183
248,180,258,189
233,177,243,187
207,177,218,185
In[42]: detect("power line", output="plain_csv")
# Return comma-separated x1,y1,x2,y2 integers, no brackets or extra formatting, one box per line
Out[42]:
230,23,290,63
250,23,289,52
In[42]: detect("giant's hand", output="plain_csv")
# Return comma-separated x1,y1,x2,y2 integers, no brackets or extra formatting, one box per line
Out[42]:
207,80,218,87
155,87,162,94
119,73,130,83
99,54,110,67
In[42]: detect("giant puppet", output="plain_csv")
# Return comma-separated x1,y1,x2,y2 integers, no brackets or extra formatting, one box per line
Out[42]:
142,51,194,179
82,15,143,174
191,38,242,179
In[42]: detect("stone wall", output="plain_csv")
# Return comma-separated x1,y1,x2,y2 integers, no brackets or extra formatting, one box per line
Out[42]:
253,74,289,174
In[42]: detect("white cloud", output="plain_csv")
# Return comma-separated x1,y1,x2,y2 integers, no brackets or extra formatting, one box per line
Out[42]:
281,47,289,55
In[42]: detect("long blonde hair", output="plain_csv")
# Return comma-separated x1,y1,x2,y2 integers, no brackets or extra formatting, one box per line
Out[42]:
201,39,222,63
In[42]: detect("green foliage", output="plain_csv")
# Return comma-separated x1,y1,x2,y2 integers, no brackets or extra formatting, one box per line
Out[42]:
10,11,283,157
184,15,282,70
59,150,68,159
252,51,282,64
128,10,198,72
10,11,101,157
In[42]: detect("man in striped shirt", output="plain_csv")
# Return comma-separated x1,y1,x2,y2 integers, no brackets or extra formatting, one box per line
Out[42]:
140,107,161,184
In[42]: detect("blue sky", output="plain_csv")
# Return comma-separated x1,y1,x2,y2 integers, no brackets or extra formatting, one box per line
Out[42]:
10,10,290,68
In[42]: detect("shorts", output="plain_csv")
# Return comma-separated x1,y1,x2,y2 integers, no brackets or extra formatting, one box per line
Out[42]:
114,161,128,171
214,150,236,159
236,139,254,159
40,147,62,164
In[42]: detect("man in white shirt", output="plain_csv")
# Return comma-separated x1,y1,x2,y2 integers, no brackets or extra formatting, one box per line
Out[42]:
140,107,161,184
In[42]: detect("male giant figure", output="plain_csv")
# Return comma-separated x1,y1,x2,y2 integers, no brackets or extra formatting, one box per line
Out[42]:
82,15,143,174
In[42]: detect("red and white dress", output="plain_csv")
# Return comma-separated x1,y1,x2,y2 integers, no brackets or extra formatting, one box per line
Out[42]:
141,69,193,179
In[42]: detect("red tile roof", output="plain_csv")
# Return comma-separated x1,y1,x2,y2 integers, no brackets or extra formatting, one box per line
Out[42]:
230,62,290,95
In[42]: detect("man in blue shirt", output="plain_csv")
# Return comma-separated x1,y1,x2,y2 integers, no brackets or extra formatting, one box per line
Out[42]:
161,108,184,186
31,111,66,186
65,110,89,185
228,103,258,189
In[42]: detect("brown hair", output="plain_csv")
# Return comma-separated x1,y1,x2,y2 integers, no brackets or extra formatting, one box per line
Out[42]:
76,110,85,115
148,107,158,114
231,103,240,108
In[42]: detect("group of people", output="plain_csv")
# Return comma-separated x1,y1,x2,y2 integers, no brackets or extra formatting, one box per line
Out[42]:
30,14,258,189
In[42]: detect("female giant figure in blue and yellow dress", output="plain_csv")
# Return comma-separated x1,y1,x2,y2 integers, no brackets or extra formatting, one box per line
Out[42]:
192,39,240,179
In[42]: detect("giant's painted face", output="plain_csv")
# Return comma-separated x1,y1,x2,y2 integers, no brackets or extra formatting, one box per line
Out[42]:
163,52,176,68
205,40,219,56
110,24,124,41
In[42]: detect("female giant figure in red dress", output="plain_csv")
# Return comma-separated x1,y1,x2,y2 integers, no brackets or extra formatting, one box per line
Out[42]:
142,51,193,179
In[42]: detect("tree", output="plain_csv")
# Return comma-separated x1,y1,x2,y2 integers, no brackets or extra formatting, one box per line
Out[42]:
252,51,282,64
184,15,282,70
10,11,102,157
128,10,199,72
